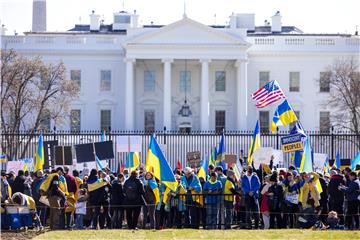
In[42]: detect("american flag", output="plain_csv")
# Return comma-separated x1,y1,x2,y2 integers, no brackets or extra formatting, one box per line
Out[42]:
251,80,286,108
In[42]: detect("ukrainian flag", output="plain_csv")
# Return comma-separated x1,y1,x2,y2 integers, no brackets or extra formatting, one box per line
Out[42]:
34,133,44,172
270,100,298,133
248,120,261,166
197,155,209,180
145,135,177,191
215,133,226,169
148,179,160,204
87,178,108,192
299,138,313,173
125,152,140,172
323,157,331,174
351,150,360,170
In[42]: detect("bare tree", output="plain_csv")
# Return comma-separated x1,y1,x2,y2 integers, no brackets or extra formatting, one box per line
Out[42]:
1,49,79,159
321,57,360,136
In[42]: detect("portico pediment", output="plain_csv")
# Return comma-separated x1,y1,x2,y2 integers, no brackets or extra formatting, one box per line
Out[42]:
124,17,249,47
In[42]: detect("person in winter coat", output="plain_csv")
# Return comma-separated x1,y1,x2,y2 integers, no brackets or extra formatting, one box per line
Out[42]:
142,172,158,229
328,170,345,225
203,172,222,229
241,166,261,229
268,172,284,229
12,170,26,194
260,175,271,229
282,172,299,228
110,173,125,229
87,169,111,229
339,171,360,230
223,170,238,229
47,175,66,230
123,170,145,230
181,167,202,229
31,170,46,226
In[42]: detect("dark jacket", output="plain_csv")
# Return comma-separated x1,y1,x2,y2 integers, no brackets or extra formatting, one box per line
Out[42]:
88,180,110,206
319,177,328,206
328,174,345,202
12,175,25,194
268,183,284,211
123,175,145,206
341,179,360,201
110,178,125,206
31,176,43,203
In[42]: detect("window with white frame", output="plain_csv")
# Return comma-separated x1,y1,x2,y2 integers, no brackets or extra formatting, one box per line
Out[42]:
319,72,330,92
319,111,331,132
215,71,226,92
259,71,270,88
100,70,111,91
289,72,300,92
144,110,155,132
70,70,81,90
70,109,81,132
259,111,270,132
100,110,111,131
180,71,191,93
215,110,226,132
144,71,155,92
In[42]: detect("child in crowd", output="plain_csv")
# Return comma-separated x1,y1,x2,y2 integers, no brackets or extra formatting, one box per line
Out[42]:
75,188,88,229
327,211,341,229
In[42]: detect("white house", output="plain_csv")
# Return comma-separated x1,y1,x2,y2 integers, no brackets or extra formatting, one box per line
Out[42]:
1,8,359,132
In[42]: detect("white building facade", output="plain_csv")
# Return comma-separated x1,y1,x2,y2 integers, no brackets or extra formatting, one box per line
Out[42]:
1,11,359,132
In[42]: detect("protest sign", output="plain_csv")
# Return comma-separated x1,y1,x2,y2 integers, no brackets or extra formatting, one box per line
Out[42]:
7,161,25,172
225,154,237,164
313,153,328,170
281,134,303,153
186,151,201,167
116,136,142,152
253,147,273,168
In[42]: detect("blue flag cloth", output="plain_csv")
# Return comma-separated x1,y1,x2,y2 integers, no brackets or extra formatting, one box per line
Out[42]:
335,151,341,169
351,151,360,170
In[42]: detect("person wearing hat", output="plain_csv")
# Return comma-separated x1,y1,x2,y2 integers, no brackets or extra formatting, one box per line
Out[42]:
267,172,284,229
180,167,202,229
223,170,238,229
203,172,222,229
31,170,47,226
328,170,345,225
282,172,300,228
241,166,261,229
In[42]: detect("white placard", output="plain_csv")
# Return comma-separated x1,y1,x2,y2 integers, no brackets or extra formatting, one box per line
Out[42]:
314,153,328,170
272,149,284,166
116,136,142,152
7,161,25,172
253,147,273,169
21,158,34,172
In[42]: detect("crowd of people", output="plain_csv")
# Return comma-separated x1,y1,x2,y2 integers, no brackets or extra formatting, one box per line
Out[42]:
1,160,359,231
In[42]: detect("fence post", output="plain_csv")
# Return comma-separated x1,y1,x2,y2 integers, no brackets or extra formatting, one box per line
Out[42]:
163,126,167,145
276,127,279,150
331,126,334,161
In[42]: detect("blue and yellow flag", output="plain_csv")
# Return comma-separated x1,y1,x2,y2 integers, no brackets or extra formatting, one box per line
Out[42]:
215,133,226,169
335,151,341,169
87,178,108,192
248,120,261,166
300,138,313,173
351,150,360,171
145,135,177,191
148,179,160,204
0,154,7,163
197,155,209,180
96,155,105,170
34,133,44,172
270,100,298,133
125,152,140,172
323,157,331,174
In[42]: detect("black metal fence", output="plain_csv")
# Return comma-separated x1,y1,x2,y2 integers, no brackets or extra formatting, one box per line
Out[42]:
1,130,359,171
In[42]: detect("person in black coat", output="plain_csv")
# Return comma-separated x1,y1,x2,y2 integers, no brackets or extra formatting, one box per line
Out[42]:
123,170,145,230
268,172,284,229
328,170,345,225
12,170,26,194
318,174,329,224
110,173,125,229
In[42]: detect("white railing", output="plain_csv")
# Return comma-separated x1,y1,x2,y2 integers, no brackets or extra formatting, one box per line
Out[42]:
254,38,274,45
66,36,86,44
35,36,55,44
285,38,305,45
315,38,335,45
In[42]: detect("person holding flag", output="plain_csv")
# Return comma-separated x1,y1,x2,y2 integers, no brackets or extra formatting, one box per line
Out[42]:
143,172,159,230
215,133,227,170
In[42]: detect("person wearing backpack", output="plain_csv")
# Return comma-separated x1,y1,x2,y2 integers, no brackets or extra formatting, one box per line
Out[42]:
123,170,145,230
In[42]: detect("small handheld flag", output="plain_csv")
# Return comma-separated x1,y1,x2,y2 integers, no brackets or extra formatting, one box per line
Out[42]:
247,121,261,166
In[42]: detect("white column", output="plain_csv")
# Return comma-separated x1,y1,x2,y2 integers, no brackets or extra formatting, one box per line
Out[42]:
200,59,211,131
235,58,248,130
124,58,135,130
162,59,173,130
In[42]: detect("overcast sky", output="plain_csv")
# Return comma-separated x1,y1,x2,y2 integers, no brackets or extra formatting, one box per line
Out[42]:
0,0,359,35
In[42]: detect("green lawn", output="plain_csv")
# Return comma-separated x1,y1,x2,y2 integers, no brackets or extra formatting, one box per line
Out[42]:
33,229,360,240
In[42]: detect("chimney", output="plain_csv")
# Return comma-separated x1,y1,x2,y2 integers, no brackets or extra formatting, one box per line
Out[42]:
89,10,101,31
271,11,282,33
132,10,139,28
32,0,46,32
1,24,7,35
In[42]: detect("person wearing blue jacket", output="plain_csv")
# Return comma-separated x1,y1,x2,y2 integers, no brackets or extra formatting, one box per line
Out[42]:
203,172,222,229
181,167,202,229
241,166,261,229
339,171,360,230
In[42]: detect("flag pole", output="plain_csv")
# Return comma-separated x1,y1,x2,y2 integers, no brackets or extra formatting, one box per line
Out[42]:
93,141,98,171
